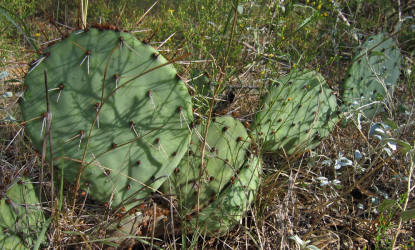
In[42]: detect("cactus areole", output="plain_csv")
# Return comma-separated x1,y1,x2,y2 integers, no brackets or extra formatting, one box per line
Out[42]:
21,28,193,210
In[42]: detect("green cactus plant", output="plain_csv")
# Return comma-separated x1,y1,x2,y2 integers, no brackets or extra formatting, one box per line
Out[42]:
342,32,401,119
252,70,338,154
20,28,193,210
191,155,261,236
164,116,262,235
0,178,45,249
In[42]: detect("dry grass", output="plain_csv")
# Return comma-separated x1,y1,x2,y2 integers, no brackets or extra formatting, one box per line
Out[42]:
1,0,415,249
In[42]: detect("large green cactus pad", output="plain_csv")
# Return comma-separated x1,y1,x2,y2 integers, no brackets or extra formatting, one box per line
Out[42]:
253,70,338,154
164,116,261,235
21,28,192,210
342,33,401,118
0,178,45,249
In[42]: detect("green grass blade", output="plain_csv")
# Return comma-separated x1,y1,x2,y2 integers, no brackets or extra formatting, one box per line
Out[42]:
33,217,52,250
59,148,65,212
293,9,318,34
0,5,40,54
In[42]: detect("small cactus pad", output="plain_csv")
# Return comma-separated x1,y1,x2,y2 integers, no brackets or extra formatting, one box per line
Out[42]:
0,178,45,249
20,28,193,210
342,33,401,118
163,116,261,235
253,70,338,154
191,155,261,236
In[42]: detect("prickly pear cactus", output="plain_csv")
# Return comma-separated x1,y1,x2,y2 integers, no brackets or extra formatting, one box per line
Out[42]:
20,28,193,210
342,33,401,118
163,116,262,235
192,155,261,236
253,70,338,154
0,178,45,249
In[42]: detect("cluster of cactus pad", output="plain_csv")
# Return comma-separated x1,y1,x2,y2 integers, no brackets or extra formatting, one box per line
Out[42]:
162,116,261,235
0,178,45,249
18,29,400,238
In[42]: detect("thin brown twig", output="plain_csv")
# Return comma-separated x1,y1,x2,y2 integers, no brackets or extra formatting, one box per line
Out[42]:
392,151,414,249
115,2,127,28
196,0,239,224
144,21,162,43
41,9,65,37
351,29,402,64
77,0,81,29
151,202,157,249
65,212,93,250
40,69,54,212
44,69,55,214
168,178,177,250
133,1,159,28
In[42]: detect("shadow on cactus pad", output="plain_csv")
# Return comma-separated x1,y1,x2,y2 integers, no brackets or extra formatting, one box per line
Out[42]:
163,116,262,236
342,32,401,119
20,28,193,211
253,70,339,155
0,178,46,249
